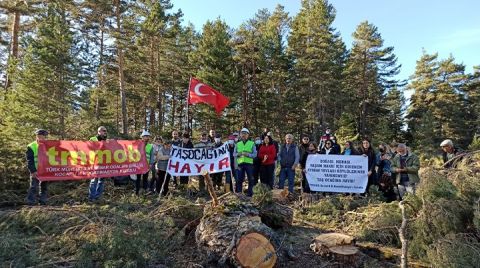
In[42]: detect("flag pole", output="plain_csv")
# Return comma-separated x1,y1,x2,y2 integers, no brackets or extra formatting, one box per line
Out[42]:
186,77,192,135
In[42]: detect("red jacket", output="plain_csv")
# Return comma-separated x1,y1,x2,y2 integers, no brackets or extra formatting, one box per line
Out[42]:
258,144,277,165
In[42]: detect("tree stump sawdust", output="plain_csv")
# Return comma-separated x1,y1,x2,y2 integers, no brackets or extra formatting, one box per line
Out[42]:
311,233,360,265
195,193,279,267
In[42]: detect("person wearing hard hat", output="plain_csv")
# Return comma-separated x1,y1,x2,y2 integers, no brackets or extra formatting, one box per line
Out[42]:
135,130,154,195
88,126,108,202
26,129,49,205
440,139,462,168
234,128,257,196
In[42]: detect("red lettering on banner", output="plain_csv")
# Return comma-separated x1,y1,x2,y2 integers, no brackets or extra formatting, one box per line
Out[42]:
209,163,215,172
194,164,205,173
218,157,230,169
169,161,179,173
180,163,191,173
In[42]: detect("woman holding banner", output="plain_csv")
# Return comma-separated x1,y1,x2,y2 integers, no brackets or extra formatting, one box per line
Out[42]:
359,138,377,194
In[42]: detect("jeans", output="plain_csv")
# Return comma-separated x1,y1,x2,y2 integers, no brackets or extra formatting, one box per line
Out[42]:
279,167,295,193
27,176,48,204
236,164,256,196
259,164,275,189
135,171,149,195
89,178,104,200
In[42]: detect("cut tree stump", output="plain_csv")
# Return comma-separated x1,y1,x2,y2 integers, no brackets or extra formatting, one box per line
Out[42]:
310,233,361,265
195,193,279,267
236,232,277,268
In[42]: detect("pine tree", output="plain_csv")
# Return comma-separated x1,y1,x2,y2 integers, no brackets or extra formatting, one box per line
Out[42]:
288,0,346,139
191,18,239,133
343,21,402,138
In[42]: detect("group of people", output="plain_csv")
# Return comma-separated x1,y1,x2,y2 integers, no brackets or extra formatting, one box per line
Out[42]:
25,126,462,205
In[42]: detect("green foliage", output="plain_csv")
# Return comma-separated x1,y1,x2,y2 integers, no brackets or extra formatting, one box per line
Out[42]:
252,183,273,205
426,234,480,268
346,201,402,246
468,134,480,150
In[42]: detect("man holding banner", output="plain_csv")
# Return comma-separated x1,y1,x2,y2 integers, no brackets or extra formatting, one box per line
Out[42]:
88,126,108,202
26,129,49,205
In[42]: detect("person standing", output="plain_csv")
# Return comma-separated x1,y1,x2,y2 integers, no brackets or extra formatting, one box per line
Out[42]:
391,143,420,199
155,140,172,196
26,129,49,205
149,136,163,193
135,130,154,195
278,134,300,194
179,133,194,185
376,143,395,201
342,141,359,155
225,135,236,192
252,136,262,185
258,135,277,189
359,138,377,194
440,139,462,168
194,132,214,193
319,127,333,150
211,133,225,190
208,129,216,143
319,140,340,155
234,128,257,196
300,142,317,193
88,126,108,202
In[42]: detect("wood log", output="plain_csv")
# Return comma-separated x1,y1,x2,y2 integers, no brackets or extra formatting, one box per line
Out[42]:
195,193,279,267
259,202,293,229
310,233,360,264
236,232,277,268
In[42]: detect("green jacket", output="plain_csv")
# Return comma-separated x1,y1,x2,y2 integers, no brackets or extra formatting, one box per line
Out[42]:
390,153,420,184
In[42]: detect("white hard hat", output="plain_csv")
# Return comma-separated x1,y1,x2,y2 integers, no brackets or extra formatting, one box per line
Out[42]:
141,130,151,137
440,139,453,147
240,128,250,134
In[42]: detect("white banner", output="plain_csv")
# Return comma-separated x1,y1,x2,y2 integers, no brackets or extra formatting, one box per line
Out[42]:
305,154,368,193
167,142,231,176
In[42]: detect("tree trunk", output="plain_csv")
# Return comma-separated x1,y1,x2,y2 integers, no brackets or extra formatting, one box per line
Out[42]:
4,10,21,91
195,193,279,267
95,22,105,120
115,0,127,135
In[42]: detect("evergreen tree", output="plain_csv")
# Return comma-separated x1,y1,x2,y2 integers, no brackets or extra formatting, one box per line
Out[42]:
288,0,346,139
343,21,402,138
191,18,239,133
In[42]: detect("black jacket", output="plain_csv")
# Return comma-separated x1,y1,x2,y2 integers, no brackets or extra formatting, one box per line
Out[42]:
26,146,36,173
319,146,340,155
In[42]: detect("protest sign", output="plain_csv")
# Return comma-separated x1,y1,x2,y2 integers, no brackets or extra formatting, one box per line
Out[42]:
305,154,368,193
167,142,231,176
37,140,149,181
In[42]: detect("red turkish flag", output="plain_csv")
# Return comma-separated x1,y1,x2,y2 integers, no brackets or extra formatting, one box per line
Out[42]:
188,77,230,115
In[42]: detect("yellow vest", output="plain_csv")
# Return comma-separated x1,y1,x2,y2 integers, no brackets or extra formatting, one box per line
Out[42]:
236,140,254,164
28,141,39,169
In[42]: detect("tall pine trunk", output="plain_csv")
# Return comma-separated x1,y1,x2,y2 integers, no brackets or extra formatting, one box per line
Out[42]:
115,0,128,135
4,10,20,92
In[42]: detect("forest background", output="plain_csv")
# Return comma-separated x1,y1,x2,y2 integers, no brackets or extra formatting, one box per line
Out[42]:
1,0,479,187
